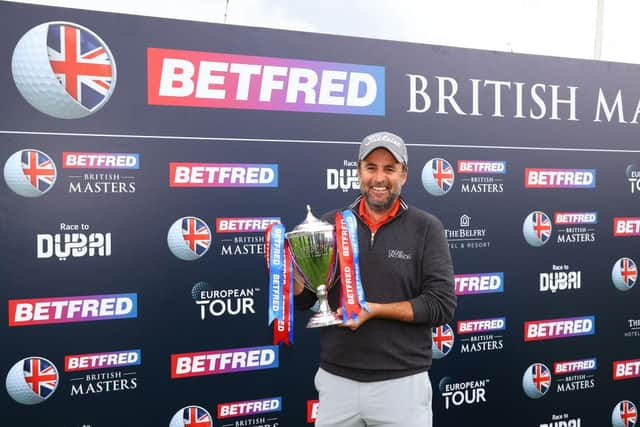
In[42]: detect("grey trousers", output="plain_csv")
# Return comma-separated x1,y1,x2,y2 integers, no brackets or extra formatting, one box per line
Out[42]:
314,367,433,427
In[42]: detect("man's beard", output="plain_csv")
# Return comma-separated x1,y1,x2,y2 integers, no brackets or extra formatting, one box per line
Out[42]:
361,187,400,212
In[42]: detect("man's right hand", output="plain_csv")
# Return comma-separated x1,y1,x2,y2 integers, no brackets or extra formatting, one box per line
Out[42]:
293,268,306,296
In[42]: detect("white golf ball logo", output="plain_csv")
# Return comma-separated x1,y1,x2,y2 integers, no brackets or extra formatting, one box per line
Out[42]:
611,257,637,291
12,21,116,119
4,149,57,197
612,400,637,427
167,216,212,261
522,362,551,399
421,158,454,196
5,357,59,405
522,211,552,247
431,324,454,359
169,405,212,427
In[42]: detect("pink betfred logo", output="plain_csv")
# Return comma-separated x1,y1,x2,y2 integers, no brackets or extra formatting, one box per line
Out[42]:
614,217,640,236
65,349,141,371
457,317,505,334
217,397,281,419
613,358,640,380
454,273,504,295
216,217,280,233
147,48,384,115
554,212,597,225
8,293,137,326
169,163,278,187
553,358,597,375
524,316,595,342
62,152,139,169
525,168,596,188
457,160,506,174
170,345,278,379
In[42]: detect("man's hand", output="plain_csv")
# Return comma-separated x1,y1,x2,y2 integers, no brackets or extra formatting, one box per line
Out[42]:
337,300,414,330
293,268,306,296
338,302,377,331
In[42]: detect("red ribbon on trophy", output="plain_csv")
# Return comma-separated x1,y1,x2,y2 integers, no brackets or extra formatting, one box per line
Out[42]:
335,210,368,321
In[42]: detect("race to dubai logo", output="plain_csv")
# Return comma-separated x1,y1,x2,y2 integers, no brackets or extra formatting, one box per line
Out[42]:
612,400,637,427
432,324,455,359
5,356,59,405
422,158,454,196
167,216,211,261
12,22,116,119
539,264,582,294
522,362,552,399
612,257,637,292
523,211,552,247
327,159,359,192
36,222,111,261
169,405,213,427
540,414,582,427
4,149,56,197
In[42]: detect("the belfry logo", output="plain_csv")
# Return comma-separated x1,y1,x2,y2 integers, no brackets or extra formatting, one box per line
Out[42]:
12,21,116,119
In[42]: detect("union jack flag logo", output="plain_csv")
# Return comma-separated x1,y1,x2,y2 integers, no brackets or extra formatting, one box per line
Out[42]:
531,211,551,243
21,149,56,193
432,324,454,358
530,363,551,394
619,258,637,288
183,406,212,427
182,217,211,256
431,159,454,193
23,357,59,400
614,400,637,427
47,23,114,110
523,211,552,247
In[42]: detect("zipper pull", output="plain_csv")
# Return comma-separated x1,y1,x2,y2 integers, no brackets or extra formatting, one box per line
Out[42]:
370,231,375,247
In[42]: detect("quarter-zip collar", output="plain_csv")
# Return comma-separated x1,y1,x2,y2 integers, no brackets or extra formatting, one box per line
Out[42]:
348,195,409,247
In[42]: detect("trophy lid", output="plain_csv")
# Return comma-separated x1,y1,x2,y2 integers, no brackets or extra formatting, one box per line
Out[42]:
286,205,334,235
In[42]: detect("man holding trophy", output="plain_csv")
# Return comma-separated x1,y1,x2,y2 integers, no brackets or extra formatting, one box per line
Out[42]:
292,131,457,427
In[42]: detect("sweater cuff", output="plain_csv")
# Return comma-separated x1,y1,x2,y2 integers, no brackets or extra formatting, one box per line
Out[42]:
409,297,428,324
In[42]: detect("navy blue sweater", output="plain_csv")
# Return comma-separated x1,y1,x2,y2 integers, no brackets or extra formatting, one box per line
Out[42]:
294,196,456,381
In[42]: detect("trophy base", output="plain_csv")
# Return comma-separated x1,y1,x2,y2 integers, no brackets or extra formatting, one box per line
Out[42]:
306,312,342,328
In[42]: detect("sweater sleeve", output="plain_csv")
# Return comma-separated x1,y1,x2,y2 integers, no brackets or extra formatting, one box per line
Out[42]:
294,286,318,310
409,216,457,326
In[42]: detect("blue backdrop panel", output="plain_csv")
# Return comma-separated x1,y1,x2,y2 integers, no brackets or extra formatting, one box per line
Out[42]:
1,2,639,427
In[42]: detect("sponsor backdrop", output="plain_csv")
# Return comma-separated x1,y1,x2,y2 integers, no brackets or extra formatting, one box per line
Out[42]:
1,2,639,426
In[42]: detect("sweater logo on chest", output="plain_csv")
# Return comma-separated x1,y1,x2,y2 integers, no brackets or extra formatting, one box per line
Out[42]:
388,249,412,260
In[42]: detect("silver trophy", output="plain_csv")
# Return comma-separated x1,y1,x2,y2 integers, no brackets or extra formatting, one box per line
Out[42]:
286,205,342,328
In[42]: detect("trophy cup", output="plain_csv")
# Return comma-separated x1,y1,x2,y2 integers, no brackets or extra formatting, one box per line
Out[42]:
286,205,342,328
